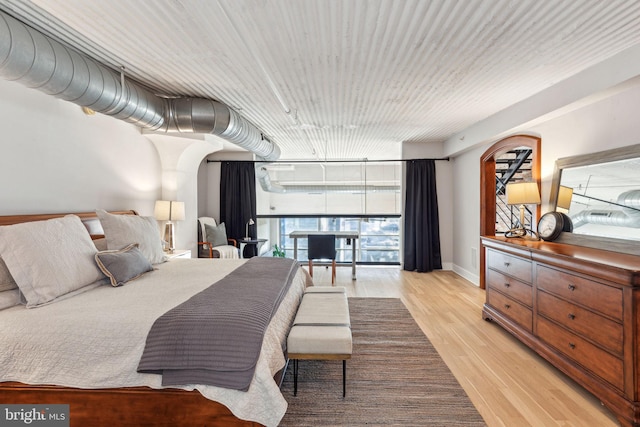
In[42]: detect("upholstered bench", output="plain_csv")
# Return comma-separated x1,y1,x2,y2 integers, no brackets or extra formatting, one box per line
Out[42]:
287,286,352,397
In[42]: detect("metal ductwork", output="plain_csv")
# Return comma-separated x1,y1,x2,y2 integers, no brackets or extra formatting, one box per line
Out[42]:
256,163,286,193
0,10,280,161
572,189,640,228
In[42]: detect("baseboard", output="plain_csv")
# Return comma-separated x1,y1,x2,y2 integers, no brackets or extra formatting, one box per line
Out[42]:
452,264,479,287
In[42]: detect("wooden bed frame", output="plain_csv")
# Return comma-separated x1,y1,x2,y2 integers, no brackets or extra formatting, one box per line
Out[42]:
0,210,261,427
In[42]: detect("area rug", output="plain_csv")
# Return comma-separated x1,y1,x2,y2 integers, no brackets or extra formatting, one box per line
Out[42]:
279,297,486,426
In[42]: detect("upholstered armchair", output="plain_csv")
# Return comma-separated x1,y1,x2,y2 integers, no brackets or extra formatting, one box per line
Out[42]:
197,217,239,259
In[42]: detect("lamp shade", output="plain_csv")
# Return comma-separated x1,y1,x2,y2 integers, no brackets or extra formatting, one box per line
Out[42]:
154,200,185,221
506,182,541,205
557,185,574,210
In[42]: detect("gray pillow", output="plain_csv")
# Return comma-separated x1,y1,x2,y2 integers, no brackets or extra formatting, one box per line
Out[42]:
95,243,154,287
205,222,229,247
96,210,167,264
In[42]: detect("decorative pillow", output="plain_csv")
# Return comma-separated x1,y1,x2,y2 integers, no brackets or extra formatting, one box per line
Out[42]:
0,257,17,292
96,210,167,264
0,289,21,310
205,222,229,247
0,215,104,308
95,243,154,287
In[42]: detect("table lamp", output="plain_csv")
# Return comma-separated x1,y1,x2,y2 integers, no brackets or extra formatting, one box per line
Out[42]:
245,218,255,240
505,182,540,238
154,200,185,253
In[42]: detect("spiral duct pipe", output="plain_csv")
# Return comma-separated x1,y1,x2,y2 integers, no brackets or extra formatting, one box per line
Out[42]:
618,189,640,210
571,189,640,228
0,10,280,161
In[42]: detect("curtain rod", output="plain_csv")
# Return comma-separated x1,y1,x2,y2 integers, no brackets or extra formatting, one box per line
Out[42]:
207,157,449,163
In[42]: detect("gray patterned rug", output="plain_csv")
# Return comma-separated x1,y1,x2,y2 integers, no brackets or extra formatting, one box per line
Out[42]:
279,297,486,426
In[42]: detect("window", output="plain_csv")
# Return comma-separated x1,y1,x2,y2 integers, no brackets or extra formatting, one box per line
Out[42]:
256,160,402,264
258,215,401,265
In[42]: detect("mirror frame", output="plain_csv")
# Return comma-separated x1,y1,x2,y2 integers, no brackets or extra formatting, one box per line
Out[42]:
549,143,640,254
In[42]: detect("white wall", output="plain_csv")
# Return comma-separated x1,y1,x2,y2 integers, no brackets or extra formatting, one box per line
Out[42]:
451,83,640,285
0,79,162,216
451,144,486,284
0,79,228,255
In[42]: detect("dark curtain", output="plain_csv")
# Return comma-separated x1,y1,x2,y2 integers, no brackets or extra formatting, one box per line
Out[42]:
220,161,257,257
403,159,442,272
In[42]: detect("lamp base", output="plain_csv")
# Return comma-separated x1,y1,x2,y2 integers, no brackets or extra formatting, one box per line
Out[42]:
505,227,539,241
164,222,175,253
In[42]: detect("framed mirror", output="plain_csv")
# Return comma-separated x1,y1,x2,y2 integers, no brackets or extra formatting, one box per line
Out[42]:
549,144,640,253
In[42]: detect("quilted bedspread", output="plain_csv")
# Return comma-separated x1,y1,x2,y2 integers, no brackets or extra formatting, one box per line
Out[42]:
0,258,308,427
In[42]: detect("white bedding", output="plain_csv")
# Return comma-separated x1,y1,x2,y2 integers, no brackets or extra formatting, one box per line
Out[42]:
0,258,308,427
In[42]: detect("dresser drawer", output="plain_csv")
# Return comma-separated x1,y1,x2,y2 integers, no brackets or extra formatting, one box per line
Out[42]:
537,317,624,391
487,249,532,283
487,269,532,307
536,265,622,321
487,288,532,332
537,290,623,356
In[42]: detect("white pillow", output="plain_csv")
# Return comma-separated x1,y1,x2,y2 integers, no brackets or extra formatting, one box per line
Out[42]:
0,256,17,292
0,215,104,307
96,210,167,264
0,289,21,310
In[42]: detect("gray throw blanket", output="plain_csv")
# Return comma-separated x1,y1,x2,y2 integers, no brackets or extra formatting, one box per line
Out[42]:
137,257,299,391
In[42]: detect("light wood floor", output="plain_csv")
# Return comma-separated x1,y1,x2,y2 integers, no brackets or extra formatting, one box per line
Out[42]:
308,264,620,427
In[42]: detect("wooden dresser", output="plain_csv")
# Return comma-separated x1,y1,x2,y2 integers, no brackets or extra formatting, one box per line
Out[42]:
481,236,640,427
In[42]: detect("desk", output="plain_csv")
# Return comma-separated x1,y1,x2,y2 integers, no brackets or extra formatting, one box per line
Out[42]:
289,231,359,280
238,238,267,258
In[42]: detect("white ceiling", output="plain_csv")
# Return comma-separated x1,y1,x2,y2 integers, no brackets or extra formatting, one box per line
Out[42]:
2,0,640,160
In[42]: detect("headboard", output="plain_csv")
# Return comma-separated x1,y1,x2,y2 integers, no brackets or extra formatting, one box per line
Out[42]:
0,210,138,239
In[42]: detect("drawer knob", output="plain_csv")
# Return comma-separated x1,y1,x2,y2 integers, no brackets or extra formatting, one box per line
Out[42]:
504,304,511,310
567,313,576,320
504,283,511,288
504,262,511,267
568,284,576,291
569,343,576,350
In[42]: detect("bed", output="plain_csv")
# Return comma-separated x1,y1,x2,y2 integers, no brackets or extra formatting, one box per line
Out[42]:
0,210,309,427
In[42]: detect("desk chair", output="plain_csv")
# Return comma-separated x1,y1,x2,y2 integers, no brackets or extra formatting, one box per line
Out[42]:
307,234,337,284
